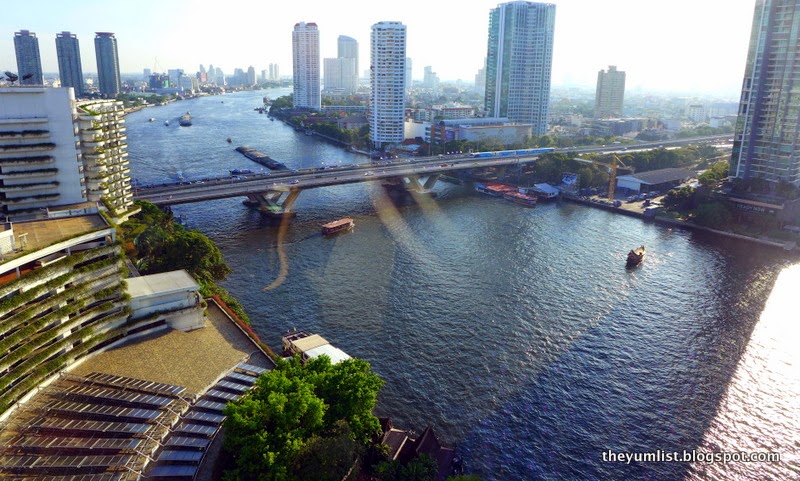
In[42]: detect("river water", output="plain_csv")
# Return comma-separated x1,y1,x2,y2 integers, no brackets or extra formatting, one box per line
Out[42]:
126,89,799,480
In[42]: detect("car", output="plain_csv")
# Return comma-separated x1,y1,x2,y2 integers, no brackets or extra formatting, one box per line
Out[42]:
290,179,300,184
364,171,374,176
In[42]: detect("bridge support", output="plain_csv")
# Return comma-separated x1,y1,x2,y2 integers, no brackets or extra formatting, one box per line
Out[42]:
400,174,440,194
244,188,301,218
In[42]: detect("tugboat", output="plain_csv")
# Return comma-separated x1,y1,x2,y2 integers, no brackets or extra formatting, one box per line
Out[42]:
626,245,646,268
179,112,192,126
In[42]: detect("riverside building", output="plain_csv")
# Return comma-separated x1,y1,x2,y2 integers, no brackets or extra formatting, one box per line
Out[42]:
370,21,407,150
13,30,43,86
94,32,121,97
292,22,321,110
732,0,800,186
56,31,85,96
484,1,555,135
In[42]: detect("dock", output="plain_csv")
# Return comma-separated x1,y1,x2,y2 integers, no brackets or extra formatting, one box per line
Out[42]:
234,146,287,170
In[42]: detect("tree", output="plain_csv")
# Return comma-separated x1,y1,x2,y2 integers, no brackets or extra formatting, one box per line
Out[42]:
663,186,695,211
292,422,359,481
698,161,729,188
446,476,484,481
693,201,732,228
223,356,384,481
398,454,438,481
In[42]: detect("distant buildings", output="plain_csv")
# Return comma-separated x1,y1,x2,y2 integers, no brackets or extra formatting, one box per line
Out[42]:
485,1,555,135
55,32,84,96
94,32,121,96
423,66,440,92
269,63,280,81
292,22,321,110
370,21,407,150
732,0,800,186
13,30,43,86
595,65,625,118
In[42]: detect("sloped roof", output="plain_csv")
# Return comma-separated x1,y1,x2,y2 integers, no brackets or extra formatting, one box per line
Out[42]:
617,168,694,185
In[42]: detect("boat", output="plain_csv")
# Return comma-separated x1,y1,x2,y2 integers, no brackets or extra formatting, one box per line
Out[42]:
321,218,354,235
179,112,192,126
282,330,351,364
164,120,169,126
148,117,156,122
475,182,516,197
226,137,232,143
502,191,538,207
626,245,645,268
230,168,254,176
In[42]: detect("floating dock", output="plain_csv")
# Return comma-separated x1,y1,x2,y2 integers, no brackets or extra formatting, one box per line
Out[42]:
234,146,287,170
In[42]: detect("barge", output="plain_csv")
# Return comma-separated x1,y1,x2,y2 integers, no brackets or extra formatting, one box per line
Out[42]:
235,146,287,170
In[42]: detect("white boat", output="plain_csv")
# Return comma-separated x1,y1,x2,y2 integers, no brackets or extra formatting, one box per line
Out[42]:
164,120,169,126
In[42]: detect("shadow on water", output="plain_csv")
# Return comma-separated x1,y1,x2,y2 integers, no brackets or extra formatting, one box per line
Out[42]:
457,239,789,481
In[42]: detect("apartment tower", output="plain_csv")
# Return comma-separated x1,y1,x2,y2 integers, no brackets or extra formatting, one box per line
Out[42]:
13,30,43,86
370,21,407,150
56,31,85,96
484,1,555,135
292,22,321,110
732,0,800,186
94,32,121,96
595,65,625,119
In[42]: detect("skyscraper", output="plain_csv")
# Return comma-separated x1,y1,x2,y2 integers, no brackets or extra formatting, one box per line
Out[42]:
370,21,407,150
732,0,800,186
484,1,555,134
595,65,625,118
94,32,121,96
56,31,84,96
13,30,43,86
292,22,321,110
338,35,359,82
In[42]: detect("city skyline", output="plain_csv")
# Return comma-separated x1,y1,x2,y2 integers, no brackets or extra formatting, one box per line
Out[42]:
1,0,754,96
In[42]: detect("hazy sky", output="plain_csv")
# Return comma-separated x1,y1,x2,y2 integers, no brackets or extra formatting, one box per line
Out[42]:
2,0,755,97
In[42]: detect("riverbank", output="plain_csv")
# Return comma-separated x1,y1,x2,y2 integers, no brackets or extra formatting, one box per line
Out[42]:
562,194,799,252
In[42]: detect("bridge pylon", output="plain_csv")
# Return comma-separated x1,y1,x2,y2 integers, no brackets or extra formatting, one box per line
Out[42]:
245,188,301,218
399,174,441,194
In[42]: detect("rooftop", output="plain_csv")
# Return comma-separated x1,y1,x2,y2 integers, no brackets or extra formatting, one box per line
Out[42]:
617,167,694,185
70,300,272,395
126,270,199,299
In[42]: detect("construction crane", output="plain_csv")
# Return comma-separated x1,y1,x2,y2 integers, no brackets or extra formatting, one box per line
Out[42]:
574,154,630,201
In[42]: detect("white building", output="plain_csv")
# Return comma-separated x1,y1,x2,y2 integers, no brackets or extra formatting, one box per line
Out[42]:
127,270,204,332
292,22,321,110
370,21,407,150
323,57,357,95
0,88,87,216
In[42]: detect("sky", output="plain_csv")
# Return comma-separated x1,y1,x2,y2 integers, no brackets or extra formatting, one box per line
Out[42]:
1,0,756,97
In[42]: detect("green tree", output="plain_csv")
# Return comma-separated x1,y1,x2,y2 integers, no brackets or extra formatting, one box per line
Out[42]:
292,422,359,481
698,161,729,188
398,454,438,481
663,186,695,211
223,356,383,481
446,476,484,481
693,201,732,228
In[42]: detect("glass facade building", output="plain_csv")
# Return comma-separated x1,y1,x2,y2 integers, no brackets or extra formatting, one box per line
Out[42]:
732,0,800,186
13,30,43,86
56,31,84,96
484,1,555,135
370,21,407,149
292,22,321,110
94,32,121,96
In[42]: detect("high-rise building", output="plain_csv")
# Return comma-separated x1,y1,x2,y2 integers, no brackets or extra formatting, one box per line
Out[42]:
475,58,487,94
324,57,357,94
94,32,121,96
732,0,800,186
269,63,280,81
246,66,256,86
405,57,412,91
55,32,84,96
338,35,359,83
370,21,407,149
292,22,321,110
423,66,440,92
594,65,625,119
484,1,555,135
13,30,43,86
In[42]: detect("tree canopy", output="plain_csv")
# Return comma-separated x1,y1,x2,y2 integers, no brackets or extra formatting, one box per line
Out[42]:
223,355,384,481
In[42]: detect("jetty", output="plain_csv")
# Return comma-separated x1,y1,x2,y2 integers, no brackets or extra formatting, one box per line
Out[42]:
234,146,287,170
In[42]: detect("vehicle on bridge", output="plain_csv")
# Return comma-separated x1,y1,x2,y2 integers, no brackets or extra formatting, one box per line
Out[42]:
472,148,555,158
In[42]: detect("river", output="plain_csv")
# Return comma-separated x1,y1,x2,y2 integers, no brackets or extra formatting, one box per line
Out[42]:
126,89,799,480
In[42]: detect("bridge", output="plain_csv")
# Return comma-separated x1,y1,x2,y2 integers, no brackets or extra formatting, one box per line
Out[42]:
132,134,732,217
133,152,547,216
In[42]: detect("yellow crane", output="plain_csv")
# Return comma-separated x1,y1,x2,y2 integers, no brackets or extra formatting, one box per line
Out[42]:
574,154,630,201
